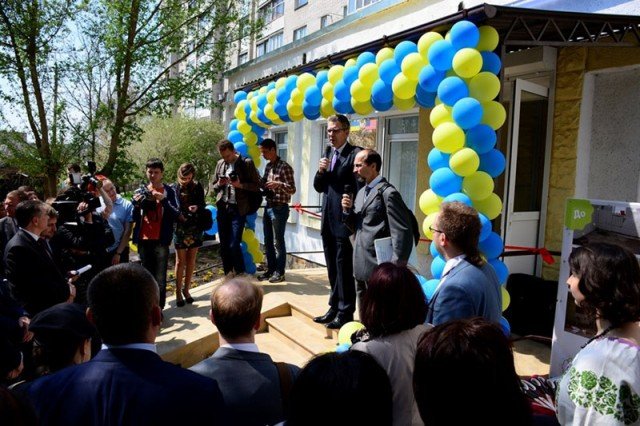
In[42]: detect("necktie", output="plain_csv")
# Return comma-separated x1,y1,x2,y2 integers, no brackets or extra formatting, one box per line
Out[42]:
330,149,338,171
365,186,372,197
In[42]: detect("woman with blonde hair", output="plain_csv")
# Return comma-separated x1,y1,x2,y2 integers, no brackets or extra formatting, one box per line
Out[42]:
173,163,206,306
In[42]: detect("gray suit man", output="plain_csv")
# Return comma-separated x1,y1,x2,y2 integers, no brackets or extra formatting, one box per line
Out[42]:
190,278,299,426
342,149,414,302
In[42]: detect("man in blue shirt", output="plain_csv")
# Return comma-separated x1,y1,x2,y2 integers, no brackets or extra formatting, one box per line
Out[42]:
100,179,134,265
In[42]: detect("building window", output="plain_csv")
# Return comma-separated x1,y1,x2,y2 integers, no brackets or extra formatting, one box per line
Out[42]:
256,32,283,57
274,131,288,160
320,15,330,28
385,115,418,210
347,0,381,14
295,0,308,9
238,52,248,65
259,0,284,24
293,26,307,42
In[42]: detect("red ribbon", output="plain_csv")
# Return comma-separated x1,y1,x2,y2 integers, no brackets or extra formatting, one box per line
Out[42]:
292,203,322,218
503,245,556,265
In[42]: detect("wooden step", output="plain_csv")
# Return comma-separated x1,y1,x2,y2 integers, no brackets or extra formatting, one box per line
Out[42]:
266,315,337,356
254,332,311,367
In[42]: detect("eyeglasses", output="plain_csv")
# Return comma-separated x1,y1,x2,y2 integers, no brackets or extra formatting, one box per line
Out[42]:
326,128,347,134
429,225,443,234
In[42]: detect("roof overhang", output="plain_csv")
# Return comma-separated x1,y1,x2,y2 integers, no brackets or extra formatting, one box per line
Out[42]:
237,3,640,92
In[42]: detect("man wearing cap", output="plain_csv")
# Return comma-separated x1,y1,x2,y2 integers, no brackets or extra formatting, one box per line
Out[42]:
257,138,296,283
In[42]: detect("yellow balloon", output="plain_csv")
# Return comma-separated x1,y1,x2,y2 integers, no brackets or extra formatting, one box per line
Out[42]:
419,189,443,216
432,122,465,154
297,73,316,91
275,77,286,89
401,52,428,81
320,98,336,118
477,25,499,51
418,31,443,58
249,111,262,126
328,65,344,85
264,104,279,121
392,73,416,100
430,104,453,128
247,91,255,100
481,101,506,130
449,148,480,177
250,97,259,111
290,88,304,105
351,99,374,115
242,228,256,240
345,58,357,68
258,86,268,94
245,132,258,145
358,63,379,87
473,192,503,220
502,287,510,311
393,95,415,110
376,47,395,66
286,100,302,117
235,106,246,121
267,88,277,104
237,120,251,135
469,72,500,102
422,212,439,240
350,80,371,103
321,82,334,101
452,48,483,79
462,171,494,201
253,250,264,263
338,321,365,345
290,112,304,122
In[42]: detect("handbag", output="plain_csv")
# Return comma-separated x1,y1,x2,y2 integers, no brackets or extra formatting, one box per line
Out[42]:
196,208,213,231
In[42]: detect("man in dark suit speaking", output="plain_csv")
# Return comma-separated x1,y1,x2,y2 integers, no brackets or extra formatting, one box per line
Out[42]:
342,149,415,304
313,114,362,329
27,263,227,426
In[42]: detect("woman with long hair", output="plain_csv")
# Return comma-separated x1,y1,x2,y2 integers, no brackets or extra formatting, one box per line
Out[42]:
173,163,206,307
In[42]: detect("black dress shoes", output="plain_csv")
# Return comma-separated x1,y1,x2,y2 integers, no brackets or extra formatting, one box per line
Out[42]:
326,313,353,329
313,309,337,324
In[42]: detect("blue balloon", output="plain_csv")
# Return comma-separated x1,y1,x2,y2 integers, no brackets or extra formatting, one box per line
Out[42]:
234,142,248,157
418,65,446,93
394,41,418,67
489,258,509,285
429,167,463,197
243,252,257,274
478,213,492,242
205,204,217,219
479,149,506,178
378,59,402,85
233,91,247,103
466,124,496,155
430,255,446,279
229,119,239,132
267,81,276,90
228,130,243,143
356,51,376,68
305,86,322,106
499,316,511,337
452,97,483,129
245,213,257,230
315,70,329,89
303,101,321,120
428,40,455,71
479,231,503,260
443,192,472,206
415,85,436,108
336,343,351,353
204,205,218,236
334,80,351,102
427,149,450,171
371,97,393,112
371,79,393,104
276,87,289,105
422,278,440,301
240,241,248,252
481,51,502,75
285,75,298,92
450,20,480,50
257,94,268,109
244,101,252,117
437,77,469,106
429,241,439,258
342,66,359,86
257,110,272,125
333,98,354,114
273,100,287,117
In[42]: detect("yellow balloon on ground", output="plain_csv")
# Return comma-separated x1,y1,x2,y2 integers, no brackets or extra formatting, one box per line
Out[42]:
392,73,416,100
338,321,365,345
359,63,379,86
452,48,483,78
242,228,256,240
401,52,428,81
423,212,439,240
418,31,443,58
320,98,336,117
477,25,500,51
351,99,374,115
473,192,503,219
502,287,510,311
450,148,480,177
345,58,357,68
419,189,443,216
350,80,371,103
463,171,494,201
291,88,304,105
481,101,507,130
432,122,465,154
321,82,334,100
297,73,316,91
328,65,344,84
469,72,500,102
376,47,395,65
393,96,416,110
430,104,453,128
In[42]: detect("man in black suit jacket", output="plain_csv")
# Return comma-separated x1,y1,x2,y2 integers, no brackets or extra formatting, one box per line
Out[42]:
0,190,28,278
313,114,362,329
4,200,72,316
27,263,227,426
191,278,299,426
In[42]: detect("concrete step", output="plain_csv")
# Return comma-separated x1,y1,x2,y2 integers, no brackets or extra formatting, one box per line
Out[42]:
289,302,339,340
266,315,337,356
254,332,311,367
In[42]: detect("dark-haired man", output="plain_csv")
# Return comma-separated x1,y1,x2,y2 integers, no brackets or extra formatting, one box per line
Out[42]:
258,138,296,283
426,202,501,325
0,190,29,277
191,278,299,425
27,263,227,425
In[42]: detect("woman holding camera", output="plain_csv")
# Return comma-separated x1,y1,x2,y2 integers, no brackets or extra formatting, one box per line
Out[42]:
173,163,206,307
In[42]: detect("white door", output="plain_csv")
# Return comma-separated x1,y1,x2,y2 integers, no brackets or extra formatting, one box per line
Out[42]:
503,79,550,276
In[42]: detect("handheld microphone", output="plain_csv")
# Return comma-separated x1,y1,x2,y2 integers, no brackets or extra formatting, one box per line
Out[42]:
324,144,332,159
343,184,352,214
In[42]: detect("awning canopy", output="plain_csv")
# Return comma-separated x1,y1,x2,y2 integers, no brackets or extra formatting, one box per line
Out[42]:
236,3,640,92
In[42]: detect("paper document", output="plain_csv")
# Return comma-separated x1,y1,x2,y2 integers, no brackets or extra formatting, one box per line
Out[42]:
374,237,393,264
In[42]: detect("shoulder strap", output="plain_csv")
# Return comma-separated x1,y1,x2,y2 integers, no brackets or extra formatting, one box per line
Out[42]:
275,361,292,416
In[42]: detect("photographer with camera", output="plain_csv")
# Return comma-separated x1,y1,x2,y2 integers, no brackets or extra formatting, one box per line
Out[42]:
257,138,296,283
132,158,180,311
213,140,261,278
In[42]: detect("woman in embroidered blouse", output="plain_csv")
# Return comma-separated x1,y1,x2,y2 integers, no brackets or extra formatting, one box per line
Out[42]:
556,242,640,425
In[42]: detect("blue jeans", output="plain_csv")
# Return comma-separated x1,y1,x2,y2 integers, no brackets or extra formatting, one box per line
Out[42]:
263,205,289,274
217,203,246,275
138,241,170,309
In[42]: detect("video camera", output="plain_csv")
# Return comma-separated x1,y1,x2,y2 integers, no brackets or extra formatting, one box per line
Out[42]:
133,183,157,211
57,161,103,221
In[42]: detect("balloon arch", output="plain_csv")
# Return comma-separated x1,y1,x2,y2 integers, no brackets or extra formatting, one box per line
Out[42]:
224,20,511,331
